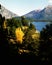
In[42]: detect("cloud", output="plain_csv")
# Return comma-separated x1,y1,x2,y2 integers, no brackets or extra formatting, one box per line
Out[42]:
48,0,52,3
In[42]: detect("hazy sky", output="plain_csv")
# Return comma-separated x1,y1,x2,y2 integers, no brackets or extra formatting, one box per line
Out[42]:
0,0,52,16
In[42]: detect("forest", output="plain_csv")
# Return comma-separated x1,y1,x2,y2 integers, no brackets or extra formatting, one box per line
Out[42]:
0,4,52,64
0,14,52,64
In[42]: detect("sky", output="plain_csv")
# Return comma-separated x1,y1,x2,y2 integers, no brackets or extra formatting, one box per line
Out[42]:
0,0,52,16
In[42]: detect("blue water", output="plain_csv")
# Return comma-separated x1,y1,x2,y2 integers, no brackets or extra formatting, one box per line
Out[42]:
32,22,50,31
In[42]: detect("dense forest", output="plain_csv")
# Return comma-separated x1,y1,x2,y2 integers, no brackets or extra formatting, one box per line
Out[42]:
0,5,52,65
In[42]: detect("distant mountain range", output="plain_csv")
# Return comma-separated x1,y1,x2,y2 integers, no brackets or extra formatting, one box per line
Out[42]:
0,4,52,20
0,4,18,19
23,5,52,21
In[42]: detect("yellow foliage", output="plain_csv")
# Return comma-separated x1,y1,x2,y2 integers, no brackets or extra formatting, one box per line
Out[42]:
9,39,16,44
18,48,30,54
15,27,24,44
22,26,28,30
32,34,39,39
31,30,40,39
3,20,7,29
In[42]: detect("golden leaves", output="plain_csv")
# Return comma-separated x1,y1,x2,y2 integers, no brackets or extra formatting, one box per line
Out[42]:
15,27,24,44
3,20,7,29
22,26,28,30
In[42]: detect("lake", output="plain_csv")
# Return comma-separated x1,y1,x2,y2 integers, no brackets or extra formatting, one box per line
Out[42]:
32,22,50,31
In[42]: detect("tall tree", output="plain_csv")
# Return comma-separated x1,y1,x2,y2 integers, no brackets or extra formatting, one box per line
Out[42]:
0,14,9,60
21,16,29,26
39,23,52,64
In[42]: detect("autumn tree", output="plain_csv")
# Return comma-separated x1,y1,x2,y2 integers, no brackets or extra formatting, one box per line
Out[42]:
23,26,40,56
15,27,24,44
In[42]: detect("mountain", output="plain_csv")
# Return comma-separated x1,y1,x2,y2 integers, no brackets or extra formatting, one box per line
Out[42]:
23,5,52,21
0,4,18,19
23,10,40,19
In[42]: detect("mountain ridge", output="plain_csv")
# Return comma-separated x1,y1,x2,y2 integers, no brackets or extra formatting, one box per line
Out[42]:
23,5,52,21
0,4,18,19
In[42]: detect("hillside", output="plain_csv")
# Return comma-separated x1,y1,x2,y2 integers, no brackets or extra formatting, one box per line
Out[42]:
23,5,52,21
0,4,18,19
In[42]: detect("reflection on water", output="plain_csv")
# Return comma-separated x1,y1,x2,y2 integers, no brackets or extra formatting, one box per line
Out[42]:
32,22,50,31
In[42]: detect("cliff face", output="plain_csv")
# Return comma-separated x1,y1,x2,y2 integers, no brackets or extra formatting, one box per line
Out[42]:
0,4,18,19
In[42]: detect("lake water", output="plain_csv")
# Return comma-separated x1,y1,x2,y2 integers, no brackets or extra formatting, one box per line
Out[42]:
32,22,50,31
